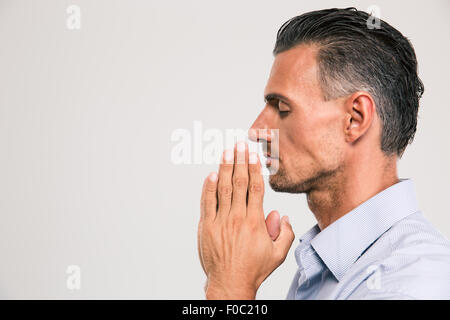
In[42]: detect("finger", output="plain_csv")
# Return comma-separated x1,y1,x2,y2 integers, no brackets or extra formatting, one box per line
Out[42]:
200,172,218,222
230,141,248,216
265,210,281,241
247,152,264,216
216,149,234,219
273,216,295,264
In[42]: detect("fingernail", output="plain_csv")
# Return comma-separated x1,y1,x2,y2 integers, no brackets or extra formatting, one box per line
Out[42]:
237,141,246,153
209,172,218,182
284,216,290,224
223,149,234,164
249,152,258,164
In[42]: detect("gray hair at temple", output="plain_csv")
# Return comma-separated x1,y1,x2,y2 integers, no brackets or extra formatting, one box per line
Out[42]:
273,7,424,157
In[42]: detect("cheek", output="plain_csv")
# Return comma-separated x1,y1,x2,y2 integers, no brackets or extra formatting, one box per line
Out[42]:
279,122,307,157
281,118,317,157
315,122,346,166
281,114,344,165
277,123,314,175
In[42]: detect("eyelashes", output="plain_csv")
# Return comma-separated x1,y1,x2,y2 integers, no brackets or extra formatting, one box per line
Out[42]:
266,98,290,115
279,110,289,117
274,100,290,116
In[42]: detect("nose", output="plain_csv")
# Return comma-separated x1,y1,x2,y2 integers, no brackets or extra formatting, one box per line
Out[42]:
248,107,275,143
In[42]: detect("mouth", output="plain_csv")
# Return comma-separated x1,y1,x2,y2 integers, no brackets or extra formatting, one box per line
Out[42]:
264,153,279,168
262,143,279,159
263,152,279,160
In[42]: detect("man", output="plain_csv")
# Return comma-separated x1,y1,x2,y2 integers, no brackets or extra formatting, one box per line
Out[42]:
197,8,450,299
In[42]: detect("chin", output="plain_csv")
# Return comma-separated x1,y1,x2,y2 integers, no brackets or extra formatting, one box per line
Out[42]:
269,163,343,194
268,168,311,194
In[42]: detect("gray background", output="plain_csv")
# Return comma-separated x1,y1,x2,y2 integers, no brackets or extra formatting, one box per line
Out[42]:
0,0,449,299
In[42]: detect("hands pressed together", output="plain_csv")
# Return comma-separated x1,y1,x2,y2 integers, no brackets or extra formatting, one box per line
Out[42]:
198,141,295,299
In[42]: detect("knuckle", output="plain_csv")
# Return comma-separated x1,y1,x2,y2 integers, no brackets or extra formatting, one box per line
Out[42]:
232,176,248,188
226,214,243,229
235,218,255,233
245,220,258,234
248,182,263,194
218,184,233,198
247,214,262,227
205,183,216,193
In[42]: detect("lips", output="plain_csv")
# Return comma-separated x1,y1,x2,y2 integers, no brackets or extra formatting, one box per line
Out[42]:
264,153,277,159
264,154,279,168
264,151,279,159
262,143,279,159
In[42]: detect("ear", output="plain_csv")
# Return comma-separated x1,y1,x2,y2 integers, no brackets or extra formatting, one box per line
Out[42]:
344,92,376,143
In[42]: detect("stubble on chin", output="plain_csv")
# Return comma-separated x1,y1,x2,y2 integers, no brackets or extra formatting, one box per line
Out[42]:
268,164,343,195
268,165,310,194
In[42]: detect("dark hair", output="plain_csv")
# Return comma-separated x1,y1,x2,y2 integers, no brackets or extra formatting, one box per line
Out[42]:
274,7,424,157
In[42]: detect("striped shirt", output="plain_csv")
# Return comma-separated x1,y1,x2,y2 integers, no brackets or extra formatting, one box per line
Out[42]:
286,179,450,299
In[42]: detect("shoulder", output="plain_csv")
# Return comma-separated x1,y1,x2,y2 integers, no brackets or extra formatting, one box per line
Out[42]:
351,211,450,299
385,211,450,263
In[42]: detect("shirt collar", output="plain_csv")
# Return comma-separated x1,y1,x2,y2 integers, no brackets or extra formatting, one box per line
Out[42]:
307,178,419,282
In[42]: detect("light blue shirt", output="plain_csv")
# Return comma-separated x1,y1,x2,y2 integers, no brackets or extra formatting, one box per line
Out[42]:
286,179,450,300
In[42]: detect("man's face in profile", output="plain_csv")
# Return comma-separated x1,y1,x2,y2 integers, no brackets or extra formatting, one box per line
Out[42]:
250,44,348,194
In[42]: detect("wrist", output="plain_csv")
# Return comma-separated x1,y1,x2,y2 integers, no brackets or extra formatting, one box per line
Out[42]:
205,279,257,300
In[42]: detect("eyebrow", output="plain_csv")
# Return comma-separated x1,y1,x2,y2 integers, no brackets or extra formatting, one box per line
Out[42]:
264,93,292,104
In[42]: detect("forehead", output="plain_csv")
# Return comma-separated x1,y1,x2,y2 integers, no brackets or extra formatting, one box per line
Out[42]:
264,44,321,99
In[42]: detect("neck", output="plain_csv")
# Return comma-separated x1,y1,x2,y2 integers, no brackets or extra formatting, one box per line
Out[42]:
307,151,399,230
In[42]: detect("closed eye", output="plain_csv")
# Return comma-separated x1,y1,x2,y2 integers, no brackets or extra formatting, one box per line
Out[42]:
265,98,290,116
278,110,289,118
278,101,290,113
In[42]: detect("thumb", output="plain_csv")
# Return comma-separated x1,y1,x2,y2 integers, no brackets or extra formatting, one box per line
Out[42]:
265,210,281,241
273,216,295,263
